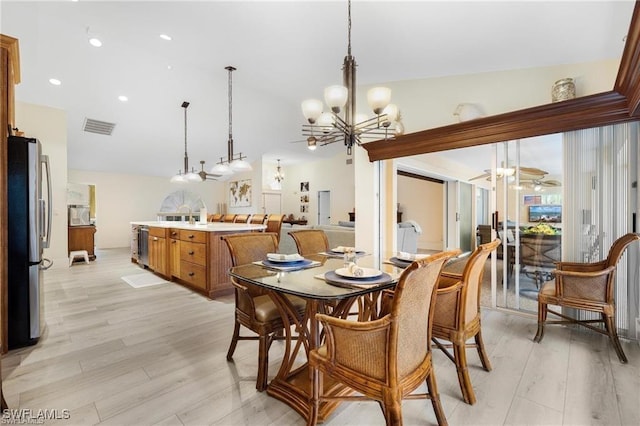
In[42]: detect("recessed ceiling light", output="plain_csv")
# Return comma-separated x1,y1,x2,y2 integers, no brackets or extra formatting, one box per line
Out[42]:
167,65,173,70
49,78,61,86
159,34,172,41
88,37,102,47
118,95,128,102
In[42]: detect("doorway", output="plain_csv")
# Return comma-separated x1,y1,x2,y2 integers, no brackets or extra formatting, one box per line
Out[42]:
262,192,281,215
318,190,330,225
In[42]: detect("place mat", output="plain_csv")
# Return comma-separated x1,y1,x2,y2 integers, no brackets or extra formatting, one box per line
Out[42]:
387,257,413,268
321,270,392,289
254,259,320,272
320,251,367,258
329,249,366,255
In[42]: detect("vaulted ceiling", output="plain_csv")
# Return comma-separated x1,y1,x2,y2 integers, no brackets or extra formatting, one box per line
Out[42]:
1,1,635,177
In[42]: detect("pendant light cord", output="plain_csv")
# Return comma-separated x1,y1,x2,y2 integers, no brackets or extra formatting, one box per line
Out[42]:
182,101,190,173
347,0,351,57
226,66,236,162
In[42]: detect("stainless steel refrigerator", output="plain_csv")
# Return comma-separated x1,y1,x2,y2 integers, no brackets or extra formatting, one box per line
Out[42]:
7,135,52,349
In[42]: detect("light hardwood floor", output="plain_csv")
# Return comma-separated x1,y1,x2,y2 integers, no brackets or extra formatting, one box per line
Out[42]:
2,248,639,425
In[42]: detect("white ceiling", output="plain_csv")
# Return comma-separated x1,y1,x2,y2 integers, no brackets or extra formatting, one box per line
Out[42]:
1,1,634,178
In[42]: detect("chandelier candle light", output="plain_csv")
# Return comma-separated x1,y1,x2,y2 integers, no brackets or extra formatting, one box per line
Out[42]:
301,0,403,155
211,66,253,176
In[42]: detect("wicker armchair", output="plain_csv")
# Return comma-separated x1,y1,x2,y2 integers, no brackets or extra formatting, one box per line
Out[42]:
520,234,561,288
308,250,460,425
431,239,500,405
534,233,640,363
222,232,306,391
288,229,329,256
265,214,285,243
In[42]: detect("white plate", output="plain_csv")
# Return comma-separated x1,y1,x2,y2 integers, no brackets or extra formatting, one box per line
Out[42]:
334,267,382,279
330,247,351,253
266,255,305,263
396,253,430,262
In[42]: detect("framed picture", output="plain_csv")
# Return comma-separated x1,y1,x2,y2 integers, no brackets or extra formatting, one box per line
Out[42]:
300,194,309,203
300,204,309,213
229,179,252,207
523,195,541,205
300,181,309,192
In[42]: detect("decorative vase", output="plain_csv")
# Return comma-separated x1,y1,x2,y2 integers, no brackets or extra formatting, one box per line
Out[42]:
551,78,576,102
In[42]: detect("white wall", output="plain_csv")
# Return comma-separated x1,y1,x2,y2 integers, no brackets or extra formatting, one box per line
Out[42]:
68,169,224,249
365,59,619,135
397,175,444,250
15,102,68,264
278,153,355,226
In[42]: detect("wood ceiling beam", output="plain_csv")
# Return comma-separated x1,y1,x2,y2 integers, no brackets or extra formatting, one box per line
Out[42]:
363,0,640,162
615,0,640,116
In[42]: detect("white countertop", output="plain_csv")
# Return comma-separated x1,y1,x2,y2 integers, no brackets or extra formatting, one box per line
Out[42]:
131,221,266,232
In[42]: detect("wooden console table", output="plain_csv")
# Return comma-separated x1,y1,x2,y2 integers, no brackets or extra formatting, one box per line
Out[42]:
68,225,96,260
283,219,308,225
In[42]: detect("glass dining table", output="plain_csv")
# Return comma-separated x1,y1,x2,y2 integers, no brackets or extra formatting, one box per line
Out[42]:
228,253,403,423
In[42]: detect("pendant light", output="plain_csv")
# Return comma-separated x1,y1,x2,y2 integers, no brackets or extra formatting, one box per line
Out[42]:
211,66,252,175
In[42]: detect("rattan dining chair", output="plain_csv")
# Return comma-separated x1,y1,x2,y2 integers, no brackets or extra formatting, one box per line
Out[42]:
431,239,500,405
207,213,223,222
265,214,285,243
222,232,306,391
249,213,267,225
288,229,329,256
534,232,640,363
308,250,460,425
233,214,250,223
222,214,237,223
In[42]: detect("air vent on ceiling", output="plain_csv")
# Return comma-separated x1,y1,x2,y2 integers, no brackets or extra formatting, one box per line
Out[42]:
83,118,116,135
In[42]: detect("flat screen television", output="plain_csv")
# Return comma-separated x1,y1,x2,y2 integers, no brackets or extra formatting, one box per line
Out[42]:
528,205,562,223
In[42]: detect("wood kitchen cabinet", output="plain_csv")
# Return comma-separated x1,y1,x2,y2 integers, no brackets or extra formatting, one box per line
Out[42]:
68,225,96,260
176,229,208,291
130,223,261,299
148,227,168,277
169,228,181,279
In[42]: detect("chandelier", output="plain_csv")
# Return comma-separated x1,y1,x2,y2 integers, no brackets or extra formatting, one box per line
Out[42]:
301,0,403,155
274,159,284,183
211,66,253,175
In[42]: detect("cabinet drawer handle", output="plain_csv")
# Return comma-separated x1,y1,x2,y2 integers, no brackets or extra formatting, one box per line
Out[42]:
172,240,177,244
188,234,195,239
188,251,194,255
171,231,178,236
153,237,158,241
188,272,195,277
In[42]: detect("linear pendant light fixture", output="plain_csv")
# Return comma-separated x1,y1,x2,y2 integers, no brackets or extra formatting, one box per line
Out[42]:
301,0,404,155
211,66,252,175
170,102,221,183
170,101,200,183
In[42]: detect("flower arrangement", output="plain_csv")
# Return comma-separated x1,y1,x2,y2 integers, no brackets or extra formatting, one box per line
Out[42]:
523,223,559,235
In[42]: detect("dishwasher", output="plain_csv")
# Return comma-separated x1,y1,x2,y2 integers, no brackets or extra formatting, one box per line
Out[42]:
138,225,149,267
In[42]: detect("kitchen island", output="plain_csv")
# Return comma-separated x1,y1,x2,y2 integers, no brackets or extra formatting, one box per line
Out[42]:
131,221,265,298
